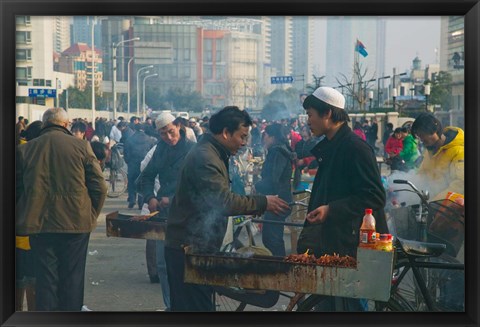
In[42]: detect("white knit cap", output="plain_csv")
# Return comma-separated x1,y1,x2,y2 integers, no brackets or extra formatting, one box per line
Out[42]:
312,86,345,109
155,112,175,129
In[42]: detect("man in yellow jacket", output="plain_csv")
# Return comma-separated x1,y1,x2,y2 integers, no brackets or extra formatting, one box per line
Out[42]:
411,113,464,201
411,112,464,311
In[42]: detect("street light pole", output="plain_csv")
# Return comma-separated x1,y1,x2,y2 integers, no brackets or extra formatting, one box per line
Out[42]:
142,73,158,121
424,84,431,112
112,37,140,120
363,78,375,112
89,16,107,128
368,90,373,111
136,65,154,117
243,79,247,110
91,17,96,129
127,57,134,115
392,88,397,115
377,75,390,108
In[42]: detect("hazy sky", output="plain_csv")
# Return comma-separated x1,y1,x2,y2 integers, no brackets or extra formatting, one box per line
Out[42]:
385,17,441,74
314,16,441,78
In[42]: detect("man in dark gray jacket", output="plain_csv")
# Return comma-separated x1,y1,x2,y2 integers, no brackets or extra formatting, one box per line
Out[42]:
16,107,107,311
136,113,195,310
165,106,290,312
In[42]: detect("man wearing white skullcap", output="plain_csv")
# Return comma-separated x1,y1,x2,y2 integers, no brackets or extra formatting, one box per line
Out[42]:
297,86,388,312
136,112,196,311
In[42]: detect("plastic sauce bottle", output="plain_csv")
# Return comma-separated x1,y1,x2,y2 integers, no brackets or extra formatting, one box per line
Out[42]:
359,208,376,249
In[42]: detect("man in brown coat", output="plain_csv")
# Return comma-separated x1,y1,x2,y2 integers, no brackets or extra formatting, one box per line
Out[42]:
16,107,107,311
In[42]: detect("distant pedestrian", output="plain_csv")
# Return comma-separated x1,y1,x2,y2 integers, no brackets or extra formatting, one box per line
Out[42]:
118,121,134,144
15,119,43,311
109,120,123,143
188,118,203,139
254,123,294,256
399,127,419,171
15,116,26,145
382,123,394,149
71,120,87,140
366,118,379,153
16,107,107,311
123,124,156,209
353,121,366,141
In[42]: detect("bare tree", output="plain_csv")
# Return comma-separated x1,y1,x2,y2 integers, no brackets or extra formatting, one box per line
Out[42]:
335,61,376,112
306,74,326,94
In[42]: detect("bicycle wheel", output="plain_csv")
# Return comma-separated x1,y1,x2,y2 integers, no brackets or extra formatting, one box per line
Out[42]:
425,265,465,312
214,291,245,311
375,292,415,311
386,262,430,312
295,294,325,311
104,168,128,198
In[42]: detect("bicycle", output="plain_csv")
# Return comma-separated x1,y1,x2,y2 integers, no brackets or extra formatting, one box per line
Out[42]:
285,180,464,312
375,179,465,312
212,189,310,311
104,143,128,198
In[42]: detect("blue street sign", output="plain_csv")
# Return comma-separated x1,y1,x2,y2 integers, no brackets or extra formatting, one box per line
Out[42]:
28,88,57,98
270,76,294,84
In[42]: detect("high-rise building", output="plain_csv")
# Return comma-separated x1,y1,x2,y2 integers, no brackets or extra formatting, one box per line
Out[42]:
325,17,386,87
53,16,71,53
124,16,264,109
71,16,102,49
440,16,464,113
16,16,55,106
58,43,103,93
291,16,315,92
269,16,293,78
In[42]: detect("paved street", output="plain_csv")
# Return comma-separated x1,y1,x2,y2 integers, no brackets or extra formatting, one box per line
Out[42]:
83,194,164,311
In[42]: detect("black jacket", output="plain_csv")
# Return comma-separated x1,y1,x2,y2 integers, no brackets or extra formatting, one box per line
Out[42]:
255,143,295,202
120,126,135,144
297,123,388,257
123,131,156,169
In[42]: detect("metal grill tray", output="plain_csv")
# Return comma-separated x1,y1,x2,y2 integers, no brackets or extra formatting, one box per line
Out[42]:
106,211,166,240
185,247,394,301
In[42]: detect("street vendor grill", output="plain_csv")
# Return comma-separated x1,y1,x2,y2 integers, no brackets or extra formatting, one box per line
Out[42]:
184,247,394,302
106,211,166,240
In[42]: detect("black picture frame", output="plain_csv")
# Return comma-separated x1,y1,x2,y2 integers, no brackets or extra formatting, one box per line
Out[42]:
1,0,478,326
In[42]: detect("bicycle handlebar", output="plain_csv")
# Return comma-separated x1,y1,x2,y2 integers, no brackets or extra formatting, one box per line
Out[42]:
393,179,429,205
293,189,311,195
288,201,309,208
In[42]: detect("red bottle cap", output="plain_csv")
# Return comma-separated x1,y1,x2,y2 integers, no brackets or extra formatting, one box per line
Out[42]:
365,208,373,215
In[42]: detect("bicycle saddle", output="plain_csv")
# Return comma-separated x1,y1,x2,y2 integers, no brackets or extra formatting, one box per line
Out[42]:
396,237,446,258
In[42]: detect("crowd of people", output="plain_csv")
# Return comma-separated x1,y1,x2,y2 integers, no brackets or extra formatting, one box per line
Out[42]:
15,85,464,312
